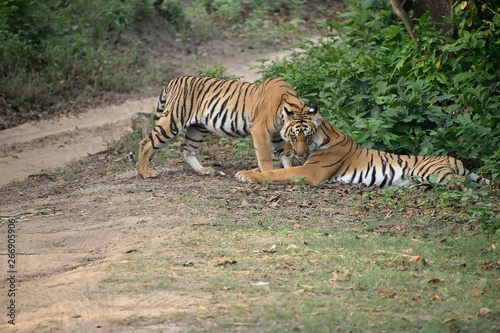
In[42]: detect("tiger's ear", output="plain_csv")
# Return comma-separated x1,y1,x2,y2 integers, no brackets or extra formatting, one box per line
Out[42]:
312,109,322,127
308,105,319,114
282,106,294,119
283,106,294,115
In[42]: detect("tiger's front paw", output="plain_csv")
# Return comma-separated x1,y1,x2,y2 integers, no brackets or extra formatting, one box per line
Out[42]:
198,167,216,175
139,169,157,179
235,169,258,183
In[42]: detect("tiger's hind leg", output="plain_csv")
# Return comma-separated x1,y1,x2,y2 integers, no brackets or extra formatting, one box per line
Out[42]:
138,114,180,178
181,125,215,175
138,137,158,178
409,156,484,186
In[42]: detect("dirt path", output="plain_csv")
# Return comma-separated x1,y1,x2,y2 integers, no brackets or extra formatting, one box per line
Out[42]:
0,47,288,186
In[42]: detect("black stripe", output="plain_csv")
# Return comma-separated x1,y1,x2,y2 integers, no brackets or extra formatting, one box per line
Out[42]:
388,164,395,186
358,170,364,183
379,175,388,188
368,165,377,187
350,168,357,183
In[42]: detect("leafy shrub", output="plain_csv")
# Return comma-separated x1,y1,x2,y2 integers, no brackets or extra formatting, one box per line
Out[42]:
159,0,187,31
184,0,308,44
258,0,500,180
0,0,159,128
242,0,305,14
188,59,243,81
433,183,500,233
211,0,242,22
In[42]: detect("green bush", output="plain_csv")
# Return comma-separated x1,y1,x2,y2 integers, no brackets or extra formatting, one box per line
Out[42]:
0,0,157,127
258,0,500,180
184,0,308,44
159,0,187,30
188,59,243,81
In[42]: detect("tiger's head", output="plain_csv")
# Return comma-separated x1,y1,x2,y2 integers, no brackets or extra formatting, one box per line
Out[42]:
281,105,322,159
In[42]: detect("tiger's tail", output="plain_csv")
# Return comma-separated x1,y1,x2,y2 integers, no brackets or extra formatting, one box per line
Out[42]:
451,157,491,185
128,152,137,166
464,171,491,185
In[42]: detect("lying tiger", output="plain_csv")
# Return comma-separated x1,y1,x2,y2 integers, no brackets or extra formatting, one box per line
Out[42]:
236,109,490,187
138,76,315,178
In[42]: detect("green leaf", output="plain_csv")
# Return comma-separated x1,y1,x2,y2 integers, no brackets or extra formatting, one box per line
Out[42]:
457,113,472,126
436,72,448,84
430,94,455,103
453,72,471,82
429,174,440,183
469,36,477,48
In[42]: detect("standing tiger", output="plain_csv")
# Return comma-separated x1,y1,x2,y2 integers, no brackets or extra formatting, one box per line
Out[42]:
236,109,490,187
138,76,314,178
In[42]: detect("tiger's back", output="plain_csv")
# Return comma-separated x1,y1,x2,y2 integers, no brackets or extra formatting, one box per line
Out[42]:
153,76,260,139
328,145,479,187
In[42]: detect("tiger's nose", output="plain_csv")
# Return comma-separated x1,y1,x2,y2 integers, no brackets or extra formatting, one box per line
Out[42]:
293,145,309,157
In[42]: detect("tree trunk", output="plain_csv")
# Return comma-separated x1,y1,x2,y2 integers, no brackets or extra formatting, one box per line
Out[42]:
390,0,456,39
414,0,455,37
390,0,419,39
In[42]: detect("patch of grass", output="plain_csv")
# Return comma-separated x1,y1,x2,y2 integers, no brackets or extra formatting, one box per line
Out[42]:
60,166,77,182
102,216,499,331
108,314,166,327
355,183,500,233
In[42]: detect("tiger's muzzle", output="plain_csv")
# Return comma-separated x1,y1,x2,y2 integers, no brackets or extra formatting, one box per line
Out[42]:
290,133,310,158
